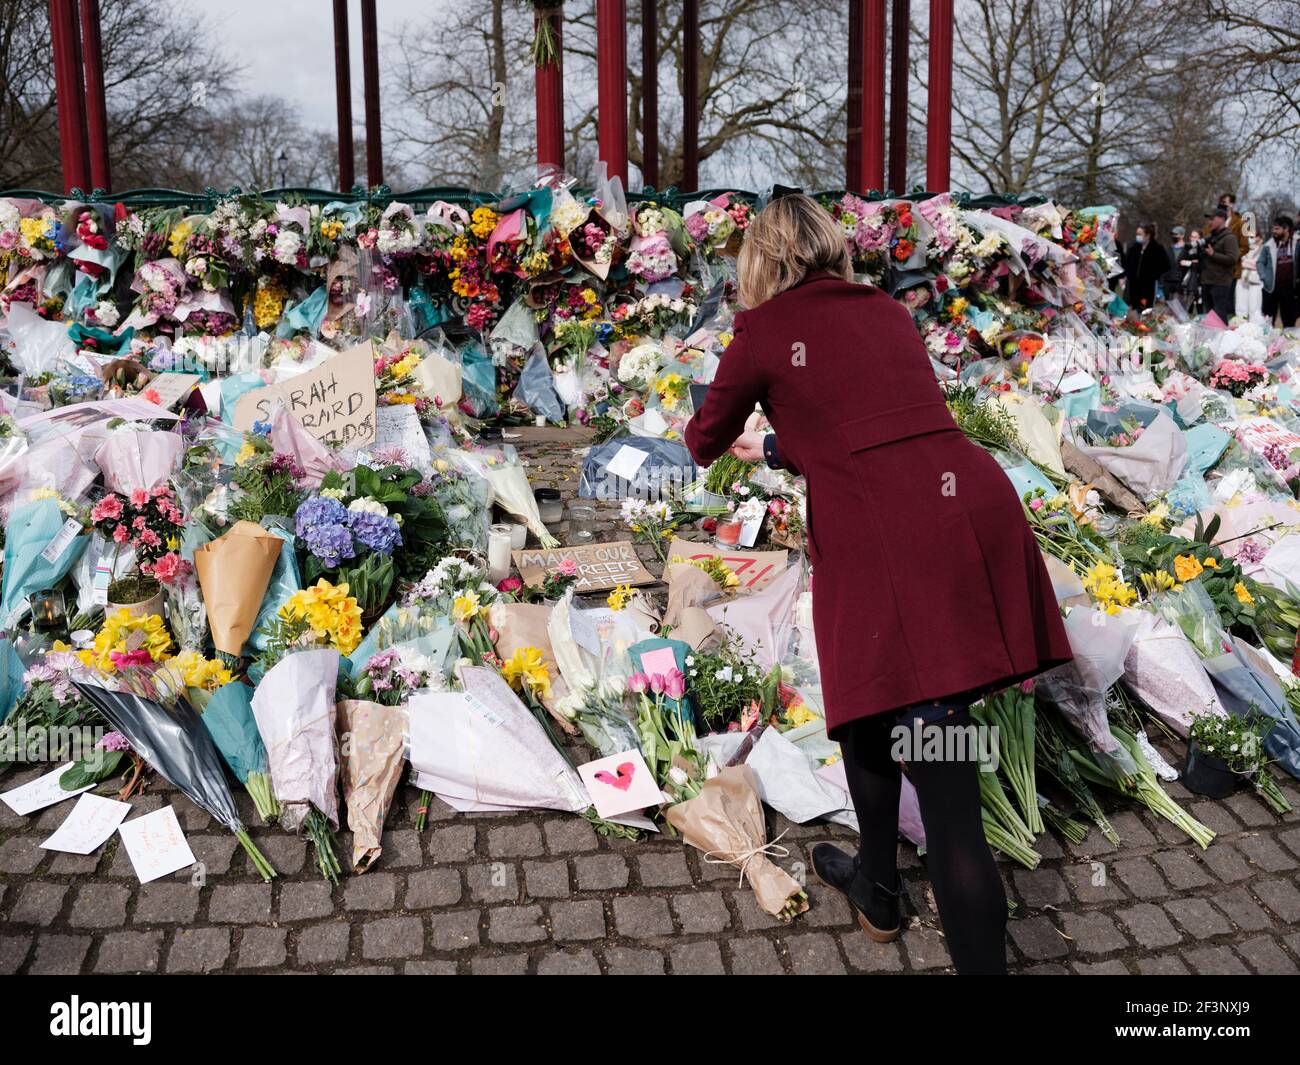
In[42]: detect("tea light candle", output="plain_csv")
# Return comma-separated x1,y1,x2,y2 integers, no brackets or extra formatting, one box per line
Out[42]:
487,524,513,584
568,504,596,542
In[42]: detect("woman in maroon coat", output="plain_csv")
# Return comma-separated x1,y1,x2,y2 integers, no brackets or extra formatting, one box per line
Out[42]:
685,194,1071,974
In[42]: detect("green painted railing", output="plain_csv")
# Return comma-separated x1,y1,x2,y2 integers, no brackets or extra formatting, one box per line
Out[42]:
0,182,1049,212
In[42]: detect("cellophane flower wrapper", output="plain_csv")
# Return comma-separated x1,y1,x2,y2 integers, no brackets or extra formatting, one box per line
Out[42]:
336,698,407,872
1202,637,1300,779
245,524,301,654
1035,606,1141,772
92,429,182,494
72,677,247,836
0,637,26,723
202,680,272,784
408,666,588,813
1122,611,1227,736
484,456,557,547
1,497,88,626
665,764,807,918
251,648,341,832
267,404,349,489
1071,405,1189,500
705,561,802,670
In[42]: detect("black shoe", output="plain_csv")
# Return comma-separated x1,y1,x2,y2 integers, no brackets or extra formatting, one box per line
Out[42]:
809,843,902,942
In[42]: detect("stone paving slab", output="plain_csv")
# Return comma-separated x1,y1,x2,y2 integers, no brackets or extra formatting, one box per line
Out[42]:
3,430,1299,974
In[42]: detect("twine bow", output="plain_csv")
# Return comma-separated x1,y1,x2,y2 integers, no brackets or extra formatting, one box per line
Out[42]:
703,827,791,886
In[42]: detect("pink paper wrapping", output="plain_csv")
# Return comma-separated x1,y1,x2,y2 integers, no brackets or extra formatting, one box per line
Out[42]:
706,562,801,669
267,404,349,488
336,698,407,872
93,430,183,494
251,648,341,833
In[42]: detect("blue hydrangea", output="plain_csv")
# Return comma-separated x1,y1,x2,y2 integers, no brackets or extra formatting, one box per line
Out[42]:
348,511,403,555
303,522,356,567
294,496,348,539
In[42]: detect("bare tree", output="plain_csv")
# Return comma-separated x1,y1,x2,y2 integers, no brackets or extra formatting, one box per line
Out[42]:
192,96,337,192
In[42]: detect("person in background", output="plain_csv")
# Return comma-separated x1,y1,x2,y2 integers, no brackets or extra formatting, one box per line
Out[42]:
1181,228,1205,313
1237,233,1265,322
1161,225,1188,305
1122,221,1170,310
1199,206,1241,320
1258,215,1300,328
1219,192,1249,314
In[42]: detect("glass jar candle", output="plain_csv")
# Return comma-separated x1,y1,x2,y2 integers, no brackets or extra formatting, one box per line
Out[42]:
714,516,744,547
487,524,513,584
30,588,67,636
568,504,595,542
534,487,563,525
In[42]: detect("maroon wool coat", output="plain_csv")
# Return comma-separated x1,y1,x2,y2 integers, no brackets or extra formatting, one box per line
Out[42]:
685,272,1072,737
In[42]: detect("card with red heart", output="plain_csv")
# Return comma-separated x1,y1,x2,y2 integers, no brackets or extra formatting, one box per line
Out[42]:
577,749,663,819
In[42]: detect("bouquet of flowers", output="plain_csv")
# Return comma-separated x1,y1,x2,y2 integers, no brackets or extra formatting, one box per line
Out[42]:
1209,359,1269,398
90,485,186,607
1188,708,1290,814
256,578,364,669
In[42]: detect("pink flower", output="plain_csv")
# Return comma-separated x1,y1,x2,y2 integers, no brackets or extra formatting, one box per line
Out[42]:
1029,498,1044,511
99,730,131,752
91,495,123,522
648,673,666,695
663,668,686,700
496,576,523,593
558,558,578,577
109,649,153,669
626,672,650,694
112,524,128,543
137,528,161,549
130,489,148,508
150,552,191,585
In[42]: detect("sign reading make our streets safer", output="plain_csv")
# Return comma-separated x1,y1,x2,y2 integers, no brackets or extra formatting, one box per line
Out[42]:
513,540,656,593
233,343,377,445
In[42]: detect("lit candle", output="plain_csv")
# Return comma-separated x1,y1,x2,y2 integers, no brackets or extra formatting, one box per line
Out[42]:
488,524,513,584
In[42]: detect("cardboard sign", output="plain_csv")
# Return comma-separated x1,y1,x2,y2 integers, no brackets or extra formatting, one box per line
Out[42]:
144,371,202,410
234,343,377,446
513,540,655,592
666,537,788,590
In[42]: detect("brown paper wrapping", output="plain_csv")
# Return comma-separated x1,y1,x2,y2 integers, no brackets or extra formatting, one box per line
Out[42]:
336,699,407,873
192,520,283,656
665,765,808,919
672,607,720,652
1060,440,1146,516
663,562,720,628
486,601,576,733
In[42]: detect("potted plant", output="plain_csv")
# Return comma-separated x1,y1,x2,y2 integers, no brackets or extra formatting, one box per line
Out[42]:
91,486,187,618
1186,710,1291,814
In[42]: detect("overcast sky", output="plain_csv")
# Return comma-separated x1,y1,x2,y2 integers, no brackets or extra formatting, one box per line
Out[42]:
204,0,429,132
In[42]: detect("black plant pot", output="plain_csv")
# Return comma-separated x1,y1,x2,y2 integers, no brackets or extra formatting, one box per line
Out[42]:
1184,742,1237,799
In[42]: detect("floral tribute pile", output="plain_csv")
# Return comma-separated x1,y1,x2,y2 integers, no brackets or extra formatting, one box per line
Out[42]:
0,170,1299,913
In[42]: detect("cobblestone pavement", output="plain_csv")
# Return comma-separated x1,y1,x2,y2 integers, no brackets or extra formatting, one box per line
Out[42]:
2,429,1299,975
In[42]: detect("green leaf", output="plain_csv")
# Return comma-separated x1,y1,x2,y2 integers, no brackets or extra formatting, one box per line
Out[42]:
59,749,124,791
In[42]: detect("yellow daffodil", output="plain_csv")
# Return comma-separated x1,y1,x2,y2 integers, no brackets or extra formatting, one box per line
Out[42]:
1081,561,1137,614
606,584,632,611
1140,570,1180,595
452,592,482,622
502,647,551,697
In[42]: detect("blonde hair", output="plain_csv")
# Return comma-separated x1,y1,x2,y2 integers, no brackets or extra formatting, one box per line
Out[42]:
737,193,853,308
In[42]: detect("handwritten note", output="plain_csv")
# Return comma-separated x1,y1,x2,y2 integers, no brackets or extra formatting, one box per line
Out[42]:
0,763,94,815
361,403,433,472
117,806,196,883
41,792,131,854
234,343,377,446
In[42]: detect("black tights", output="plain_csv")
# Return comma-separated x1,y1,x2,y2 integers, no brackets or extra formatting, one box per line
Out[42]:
839,705,1008,974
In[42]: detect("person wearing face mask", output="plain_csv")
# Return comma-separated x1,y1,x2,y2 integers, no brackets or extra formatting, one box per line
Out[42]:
1161,225,1187,305
1180,228,1205,313
1122,221,1170,310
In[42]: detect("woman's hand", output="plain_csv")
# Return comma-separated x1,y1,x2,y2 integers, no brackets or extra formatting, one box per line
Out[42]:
728,430,767,462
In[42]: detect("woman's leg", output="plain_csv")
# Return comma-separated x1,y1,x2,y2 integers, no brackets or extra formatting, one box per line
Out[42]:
838,710,902,892
903,707,1008,974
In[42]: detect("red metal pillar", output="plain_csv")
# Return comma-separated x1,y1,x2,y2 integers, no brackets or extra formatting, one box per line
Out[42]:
887,0,909,192
681,0,698,190
926,0,953,192
860,0,886,193
640,0,658,188
596,0,628,184
333,0,355,191
846,0,862,190
80,0,110,193
48,0,88,194
535,2,565,171
360,0,383,187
